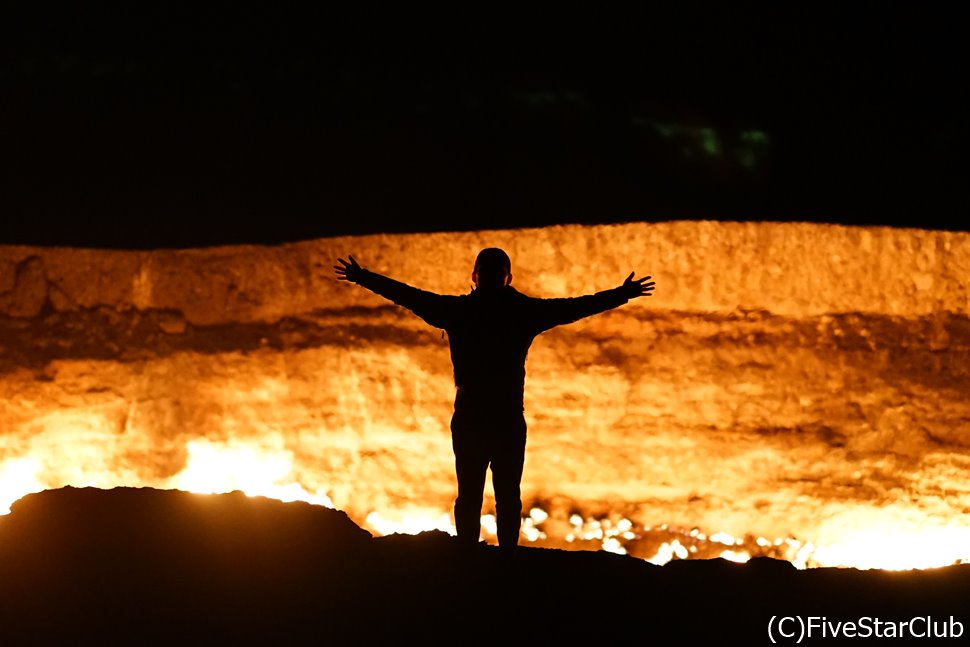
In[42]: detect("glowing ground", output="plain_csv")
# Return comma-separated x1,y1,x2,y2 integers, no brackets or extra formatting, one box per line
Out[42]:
1,222,968,569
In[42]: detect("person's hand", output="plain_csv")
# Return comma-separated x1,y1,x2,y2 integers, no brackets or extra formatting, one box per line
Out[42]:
620,272,655,299
334,255,365,283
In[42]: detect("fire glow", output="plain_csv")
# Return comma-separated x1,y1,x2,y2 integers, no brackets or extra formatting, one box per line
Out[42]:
5,437,970,570
1,222,969,571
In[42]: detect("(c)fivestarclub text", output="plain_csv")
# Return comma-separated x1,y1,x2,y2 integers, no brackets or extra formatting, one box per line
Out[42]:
768,615,964,642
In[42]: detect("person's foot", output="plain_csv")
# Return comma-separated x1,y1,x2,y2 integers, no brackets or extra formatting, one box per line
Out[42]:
453,537,489,560
455,538,477,552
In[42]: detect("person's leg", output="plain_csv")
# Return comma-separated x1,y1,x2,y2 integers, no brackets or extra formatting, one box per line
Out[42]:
490,413,527,552
451,411,489,547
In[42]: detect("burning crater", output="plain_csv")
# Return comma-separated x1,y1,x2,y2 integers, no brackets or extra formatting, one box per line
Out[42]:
1,221,968,570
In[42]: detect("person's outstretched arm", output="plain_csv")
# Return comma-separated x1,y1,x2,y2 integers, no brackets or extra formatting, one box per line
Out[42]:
531,272,655,333
335,255,454,329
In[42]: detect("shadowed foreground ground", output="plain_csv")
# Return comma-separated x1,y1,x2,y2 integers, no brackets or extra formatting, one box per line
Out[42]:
1,488,968,644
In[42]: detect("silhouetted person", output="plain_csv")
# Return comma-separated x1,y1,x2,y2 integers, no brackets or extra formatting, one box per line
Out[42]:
335,248,654,554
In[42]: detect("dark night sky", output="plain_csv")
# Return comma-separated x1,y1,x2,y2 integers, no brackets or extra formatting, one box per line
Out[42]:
1,3,966,249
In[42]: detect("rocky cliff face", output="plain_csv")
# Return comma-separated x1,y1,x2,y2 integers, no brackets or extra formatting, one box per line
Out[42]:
1,221,968,567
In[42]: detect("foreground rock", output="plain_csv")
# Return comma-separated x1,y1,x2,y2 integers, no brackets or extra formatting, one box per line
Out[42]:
1,488,968,644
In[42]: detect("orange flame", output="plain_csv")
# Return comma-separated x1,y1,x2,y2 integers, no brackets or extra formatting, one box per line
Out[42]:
2,223,969,572
4,443,970,570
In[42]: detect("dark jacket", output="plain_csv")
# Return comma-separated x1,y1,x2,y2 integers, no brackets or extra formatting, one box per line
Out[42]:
356,270,629,410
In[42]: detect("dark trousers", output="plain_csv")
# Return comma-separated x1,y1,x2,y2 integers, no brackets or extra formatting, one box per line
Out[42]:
450,403,527,550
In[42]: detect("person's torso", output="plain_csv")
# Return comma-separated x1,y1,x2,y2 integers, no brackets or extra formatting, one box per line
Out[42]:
445,287,539,405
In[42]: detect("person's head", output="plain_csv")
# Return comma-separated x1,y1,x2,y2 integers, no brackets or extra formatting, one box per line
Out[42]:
472,247,512,290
